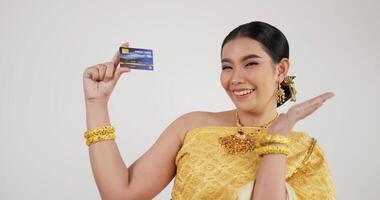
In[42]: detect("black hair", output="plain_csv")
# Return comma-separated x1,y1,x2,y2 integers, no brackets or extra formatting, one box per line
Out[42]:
221,21,292,107
221,21,289,64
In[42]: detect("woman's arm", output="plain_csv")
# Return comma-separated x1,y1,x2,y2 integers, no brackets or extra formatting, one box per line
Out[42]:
85,103,201,199
251,127,289,200
251,153,288,200
251,92,335,200
86,100,130,200
83,41,202,199
251,135,335,200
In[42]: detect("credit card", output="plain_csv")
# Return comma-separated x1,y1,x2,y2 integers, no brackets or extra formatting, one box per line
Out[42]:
119,47,154,71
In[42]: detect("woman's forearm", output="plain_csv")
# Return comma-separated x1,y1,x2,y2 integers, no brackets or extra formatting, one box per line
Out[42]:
85,100,111,129
251,153,287,200
85,101,130,199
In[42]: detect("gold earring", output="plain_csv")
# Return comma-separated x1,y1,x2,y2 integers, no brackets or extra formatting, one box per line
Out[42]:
276,76,297,106
283,76,297,102
276,81,286,105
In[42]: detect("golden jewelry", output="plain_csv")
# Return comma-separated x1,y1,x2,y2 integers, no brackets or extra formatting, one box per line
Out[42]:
286,138,316,181
218,111,279,155
283,76,297,102
260,134,290,147
84,124,116,146
277,75,297,107
255,145,290,157
276,81,286,105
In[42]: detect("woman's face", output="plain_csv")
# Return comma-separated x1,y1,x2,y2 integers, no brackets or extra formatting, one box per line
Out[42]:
220,37,280,113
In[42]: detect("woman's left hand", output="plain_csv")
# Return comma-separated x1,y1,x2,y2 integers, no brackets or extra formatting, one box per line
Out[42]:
268,92,335,136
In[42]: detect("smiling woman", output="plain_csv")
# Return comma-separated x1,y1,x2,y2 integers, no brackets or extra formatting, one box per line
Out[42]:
171,21,336,200
83,21,336,200
220,22,292,110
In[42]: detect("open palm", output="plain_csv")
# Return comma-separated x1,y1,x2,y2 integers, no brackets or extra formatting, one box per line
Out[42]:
268,92,335,135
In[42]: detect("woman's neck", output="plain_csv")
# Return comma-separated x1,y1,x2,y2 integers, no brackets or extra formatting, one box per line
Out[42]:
235,107,278,127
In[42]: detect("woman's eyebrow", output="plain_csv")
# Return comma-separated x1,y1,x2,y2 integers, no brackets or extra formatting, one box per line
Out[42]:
221,54,262,63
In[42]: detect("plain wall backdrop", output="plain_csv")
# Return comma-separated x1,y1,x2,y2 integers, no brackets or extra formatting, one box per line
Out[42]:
1,0,379,199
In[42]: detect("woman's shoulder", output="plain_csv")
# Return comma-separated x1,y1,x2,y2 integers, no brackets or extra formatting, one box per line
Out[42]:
176,111,216,128
177,110,213,119
175,110,234,142
178,110,234,127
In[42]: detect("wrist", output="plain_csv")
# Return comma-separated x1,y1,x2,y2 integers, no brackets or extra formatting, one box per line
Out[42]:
267,126,291,136
85,99,108,106
85,100,110,130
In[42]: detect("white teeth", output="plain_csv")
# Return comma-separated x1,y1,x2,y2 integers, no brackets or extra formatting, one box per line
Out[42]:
233,89,254,96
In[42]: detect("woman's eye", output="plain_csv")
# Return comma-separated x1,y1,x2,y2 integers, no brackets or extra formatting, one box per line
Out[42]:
245,62,258,67
222,66,232,70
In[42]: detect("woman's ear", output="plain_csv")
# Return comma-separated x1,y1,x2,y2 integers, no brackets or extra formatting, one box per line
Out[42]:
276,58,290,82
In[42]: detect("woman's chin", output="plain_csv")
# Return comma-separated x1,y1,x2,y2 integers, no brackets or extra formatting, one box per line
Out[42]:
233,101,258,112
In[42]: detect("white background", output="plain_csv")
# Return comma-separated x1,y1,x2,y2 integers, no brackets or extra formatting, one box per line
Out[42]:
1,0,379,199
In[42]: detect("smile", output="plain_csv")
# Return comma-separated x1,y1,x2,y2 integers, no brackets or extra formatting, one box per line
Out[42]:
232,89,255,99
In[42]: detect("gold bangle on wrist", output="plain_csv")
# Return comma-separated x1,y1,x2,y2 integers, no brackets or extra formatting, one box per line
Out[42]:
84,124,116,146
255,145,290,157
260,134,290,147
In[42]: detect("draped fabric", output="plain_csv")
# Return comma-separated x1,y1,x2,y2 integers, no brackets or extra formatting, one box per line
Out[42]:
170,127,336,200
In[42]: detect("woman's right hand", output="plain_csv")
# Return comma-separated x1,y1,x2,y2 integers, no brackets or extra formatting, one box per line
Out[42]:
83,42,131,103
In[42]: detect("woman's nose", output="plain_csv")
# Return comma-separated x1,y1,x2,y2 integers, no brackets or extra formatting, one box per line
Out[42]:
231,69,245,85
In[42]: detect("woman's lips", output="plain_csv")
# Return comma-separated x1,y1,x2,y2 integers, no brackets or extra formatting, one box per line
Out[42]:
232,89,255,100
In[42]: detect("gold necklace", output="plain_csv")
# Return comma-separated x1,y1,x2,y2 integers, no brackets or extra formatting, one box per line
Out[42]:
218,111,279,155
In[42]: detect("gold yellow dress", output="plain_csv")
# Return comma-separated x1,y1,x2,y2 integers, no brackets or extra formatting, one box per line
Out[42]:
170,126,336,200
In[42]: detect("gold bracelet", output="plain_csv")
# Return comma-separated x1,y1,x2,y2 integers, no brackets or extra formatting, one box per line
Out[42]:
255,145,290,157
84,125,116,146
260,134,290,147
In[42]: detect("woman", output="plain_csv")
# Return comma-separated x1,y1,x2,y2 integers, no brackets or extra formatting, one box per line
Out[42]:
83,21,336,200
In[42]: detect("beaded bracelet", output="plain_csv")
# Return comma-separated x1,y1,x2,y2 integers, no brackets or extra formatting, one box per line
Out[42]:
260,134,290,147
84,125,116,146
255,145,290,157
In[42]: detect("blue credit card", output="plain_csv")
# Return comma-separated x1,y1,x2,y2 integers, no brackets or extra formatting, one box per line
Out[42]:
119,47,154,71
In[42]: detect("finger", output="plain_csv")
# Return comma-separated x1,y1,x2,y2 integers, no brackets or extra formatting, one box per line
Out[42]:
287,103,316,122
84,66,99,81
103,62,114,82
83,67,93,79
288,92,334,121
111,42,129,67
301,101,323,117
321,92,335,103
308,92,335,105
297,92,335,111
97,64,107,81
113,67,131,83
